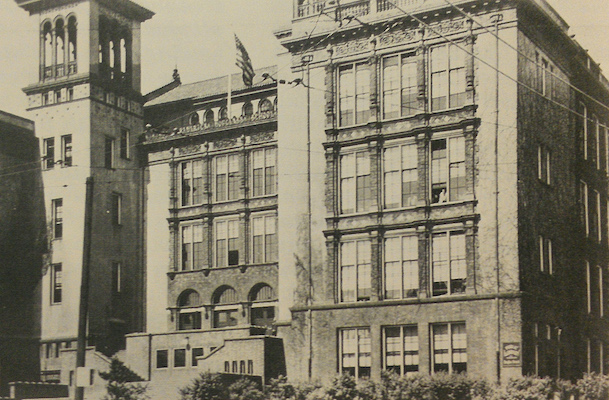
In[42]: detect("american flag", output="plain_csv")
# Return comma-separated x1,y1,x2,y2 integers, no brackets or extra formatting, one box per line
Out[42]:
235,34,255,86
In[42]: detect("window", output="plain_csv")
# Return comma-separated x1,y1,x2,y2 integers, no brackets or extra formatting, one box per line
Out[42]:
537,145,550,184
61,135,72,167
252,214,277,263
178,312,201,330
214,310,238,328
431,137,466,203
156,350,168,369
215,154,240,201
190,112,200,126
384,235,418,299
181,160,205,206
251,148,276,197
259,99,273,113
216,220,239,267
205,110,214,125
55,90,62,103
340,151,372,214
212,286,238,328
599,266,604,318
590,189,600,241
192,348,204,366
225,361,230,372
111,193,121,225
181,223,204,271
340,240,371,302
248,360,254,374
51,264,62,304
538,236,553,274
587,262,592,314
251,306,275,327
581,181,589,235
104,136,114,169
89,369,95,386
339,328,371,379
432,322,467,373
382,53,418,119
43,138,55,169
338,62,370,126
219,107,228,121
120,128,130,159
52,198,63,239
384,143,418,208
431,231,466,296
178,290,202,330
112,262,121,293
174,349,186,368
430,44,466,111
580,102,588,159
595,117,601,169
384,325,418,375
243,102,253,117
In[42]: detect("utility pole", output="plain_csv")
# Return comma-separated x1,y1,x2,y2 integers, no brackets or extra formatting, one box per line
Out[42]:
75,177,94,400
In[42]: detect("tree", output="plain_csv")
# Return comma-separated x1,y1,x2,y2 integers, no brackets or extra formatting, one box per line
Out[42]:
99,358,148,400
179,373,228,400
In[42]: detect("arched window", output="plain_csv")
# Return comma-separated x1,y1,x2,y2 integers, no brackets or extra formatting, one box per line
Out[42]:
55,19,65,68
177,290,201,330
212,286,238,328
249,284,274,302
258,99,273,113
67,16,77,64
189,112,200,126
273,97,278,110
204,110,214,125
219,107,228,121
109,40,115,70
42,21,53,76
212,286,238,304
242,102,253,117
120,38,127,74
249,284,275,327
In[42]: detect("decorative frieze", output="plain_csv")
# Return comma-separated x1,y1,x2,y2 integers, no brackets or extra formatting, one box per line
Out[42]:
251,132,275,143
178,144,201,155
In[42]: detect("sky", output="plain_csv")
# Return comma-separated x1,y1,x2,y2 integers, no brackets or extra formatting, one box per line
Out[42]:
0,0,607,118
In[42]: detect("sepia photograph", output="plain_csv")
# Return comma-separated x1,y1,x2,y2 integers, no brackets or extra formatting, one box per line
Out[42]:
0,0,608,398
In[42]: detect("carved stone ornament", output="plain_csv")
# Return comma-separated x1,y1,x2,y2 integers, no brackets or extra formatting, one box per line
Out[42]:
334,38,370,57
251,131,275,143
178,144,202,155
426,19,466,38
214,138,238,149
378,29,417,48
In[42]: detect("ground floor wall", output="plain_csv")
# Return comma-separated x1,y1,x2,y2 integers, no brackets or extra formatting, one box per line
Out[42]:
281,295,524,384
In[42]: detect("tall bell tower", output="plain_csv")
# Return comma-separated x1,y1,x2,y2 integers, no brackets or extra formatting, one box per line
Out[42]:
15,0,153,381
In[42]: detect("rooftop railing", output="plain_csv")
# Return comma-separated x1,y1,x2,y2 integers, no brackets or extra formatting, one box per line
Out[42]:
295,0,428,19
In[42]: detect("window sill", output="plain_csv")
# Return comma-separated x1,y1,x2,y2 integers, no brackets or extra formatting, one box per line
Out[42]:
168,262,278,277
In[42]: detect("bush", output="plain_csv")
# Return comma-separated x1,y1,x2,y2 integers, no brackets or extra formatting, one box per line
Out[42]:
576,373,609,400
228,378,266,400
325,374,359,400
99,358,148,400
180,373,227,400
493,376,557,400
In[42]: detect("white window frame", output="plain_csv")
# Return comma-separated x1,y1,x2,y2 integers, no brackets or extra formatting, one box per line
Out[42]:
120,127,130,159
251,213,277,264
51,263,62,305
111,192,122,226
251,147,277,197
43,137,55,169
61,134,72,167
215,154,240,202
538,235,553,274
537,145,551,185
338,327,371,380
429,43,467,112
381,52,418,119
581,181,589,236
587,261,592,314
180,222,205,271
383,142,418,209
340,239,371,303
340,149,371,214
599,266,604,318
431,322,467,374
431,230,467,296
180,159,205,207
384,233,419,299
430,135,466,204
383,325,419,376
52,198,63,239
338,62,370,127
215,218,239,268
582,102,588,160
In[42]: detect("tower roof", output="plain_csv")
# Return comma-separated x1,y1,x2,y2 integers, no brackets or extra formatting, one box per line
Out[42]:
15,0,154,21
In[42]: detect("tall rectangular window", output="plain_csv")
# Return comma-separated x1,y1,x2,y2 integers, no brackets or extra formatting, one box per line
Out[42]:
61,135,72,167
538,235,553,274
432,231,466,296
216,219,239,267
590,189,600,241
595,117,601,170
431,137,466,204
430,44,466,111
384,235,418,299
156,350,168,369
52,198,63,239
581,181,589,235
340,240,371,302
215,154,240,201
112,262,121,293
384,143,418,209
338,63,370,126
595,190,602,242
339,328,371,379
432,322,467,373
43,137,55,169
580,102,588,159
251,148,277,197
51,264,62,304
181,223,204,271
537,145,551,185
181,160,205,206
599,266,604,318
384,325,419,375
174,349,186,368
111,193,121,226
340,151,372,214
252,214,277,263
382,53,417,119
587,262,592,314
120,128,130,159
104,136,114,169
192,348,204,367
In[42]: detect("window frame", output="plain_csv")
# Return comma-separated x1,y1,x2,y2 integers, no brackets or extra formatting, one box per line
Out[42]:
180,159,205,207
339,239,371,303
538,235,553,274
431,322,467,374
338,327,371,380
156,349,168,369
537,145,551,185
430,135,467,204
104,136,115,169
431,230,467,296
383,141,418,209
111,192,122,226
251,213,277,264
51,263,62,305
383,324,419,376
340,149,372,214
120,128,130,159
52,198,63,239
61,134,72,167
251,147,277,197
180,222,205,271
215,218,240,268
429,42,467,112
383,233,419,299
337,61,370,127
174,348,187,368
112,261,121,294
215,154,240,202
43,137,55,169
381,52,418,120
